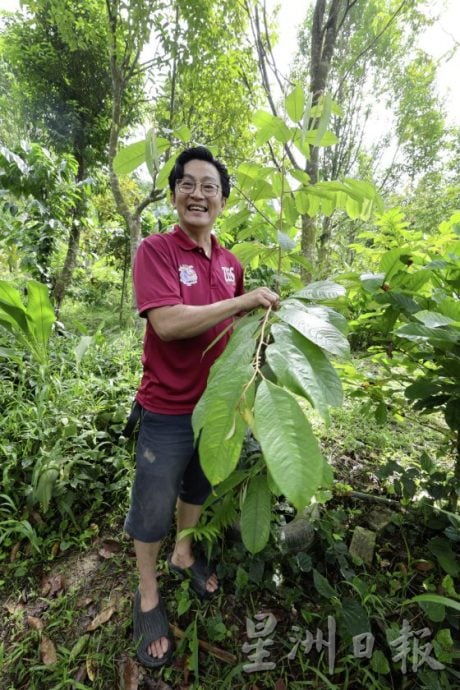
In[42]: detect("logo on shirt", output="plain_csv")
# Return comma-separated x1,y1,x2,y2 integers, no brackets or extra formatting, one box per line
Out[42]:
222,266,235,284
179,264,198,286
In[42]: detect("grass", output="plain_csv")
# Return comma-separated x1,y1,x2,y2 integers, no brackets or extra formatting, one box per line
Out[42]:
1,389,458,689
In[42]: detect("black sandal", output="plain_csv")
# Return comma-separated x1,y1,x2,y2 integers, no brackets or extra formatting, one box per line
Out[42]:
167,554,219,600
132,590,174,667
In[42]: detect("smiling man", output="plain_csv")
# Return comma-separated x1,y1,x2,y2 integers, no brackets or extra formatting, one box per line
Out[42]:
125,146,279,667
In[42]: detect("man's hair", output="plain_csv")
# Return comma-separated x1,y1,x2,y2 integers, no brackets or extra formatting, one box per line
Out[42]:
168,146,231,199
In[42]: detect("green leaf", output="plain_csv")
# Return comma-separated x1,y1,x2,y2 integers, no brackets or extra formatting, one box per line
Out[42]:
277,231,296,251
199,399,248,484
379,248,409,282
113,139,146,175
26,280,55,350
253,110,292,145
405,379,440,401
193,316,260,483
419,602,446,622
285,84,305,122
74,335,94,365
145,128,158,177
240,475,272,554
404,594,460,613
340,597,370,637
305,130,338,147
313,569,336,599
278,306,350,358
427,537,459,576
293,280,346,301
370,650,390,675
155,156,175,190
414,310,456,328
0,281,30,336
283,194,300,226
254,381,329,511
173,125,191,143
267,323,342,420
237,162,275,201
397,323,459,346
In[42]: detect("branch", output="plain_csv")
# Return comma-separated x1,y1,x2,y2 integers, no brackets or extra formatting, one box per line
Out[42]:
335,0,409,95
134,188,165,218
233,184,278,232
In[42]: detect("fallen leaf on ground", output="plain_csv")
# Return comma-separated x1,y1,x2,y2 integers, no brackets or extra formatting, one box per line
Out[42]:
41,574,65,598
86,605,116,631
76,596,93,608
275,680,287,690
87,657,97,681
40,636,57,665
4,600,24,615
50,542,60,558
99,539,122,559
119,656,139,690
27,615,44,631
74,666,87,683
413,559,435,573
10,542,21,562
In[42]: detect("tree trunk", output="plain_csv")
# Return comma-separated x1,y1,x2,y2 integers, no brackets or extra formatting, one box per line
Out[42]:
301,0,350,277
52,158,86,314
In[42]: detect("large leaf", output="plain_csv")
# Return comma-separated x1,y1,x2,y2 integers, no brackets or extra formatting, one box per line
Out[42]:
341,598,370,637
0,281,30,336
26,280,55,350
254,380,329,511
397,323,459,346
414,310,457,328
113,139,146,175
267,323,342,420
193,316,260,483
155,156,175,190
285,85,305,122
240,475,272,554
199,396,249,484
293,280,346,301
278,306,350,358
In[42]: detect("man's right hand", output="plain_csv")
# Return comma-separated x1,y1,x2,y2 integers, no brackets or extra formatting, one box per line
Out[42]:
237,287,280,311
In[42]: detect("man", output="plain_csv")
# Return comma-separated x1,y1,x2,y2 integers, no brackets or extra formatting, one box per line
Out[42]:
125,146,279,667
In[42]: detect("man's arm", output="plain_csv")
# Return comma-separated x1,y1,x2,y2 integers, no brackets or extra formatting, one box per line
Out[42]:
148,287,279,341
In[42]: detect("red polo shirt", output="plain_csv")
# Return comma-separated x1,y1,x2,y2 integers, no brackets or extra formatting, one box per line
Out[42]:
133,225,244,414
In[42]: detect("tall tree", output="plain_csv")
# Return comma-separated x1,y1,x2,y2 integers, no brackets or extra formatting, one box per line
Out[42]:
106,0,259,264
1,0,147,310
248,0,448,274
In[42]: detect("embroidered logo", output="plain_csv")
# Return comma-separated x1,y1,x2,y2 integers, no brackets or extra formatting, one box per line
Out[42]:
179,264,198,286
222,266,235,283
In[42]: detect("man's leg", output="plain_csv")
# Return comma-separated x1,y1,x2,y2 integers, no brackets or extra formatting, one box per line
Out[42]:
134,539,170,659
170,499,218,594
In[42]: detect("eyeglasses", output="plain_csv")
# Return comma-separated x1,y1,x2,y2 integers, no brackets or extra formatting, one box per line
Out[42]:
176,179,221,197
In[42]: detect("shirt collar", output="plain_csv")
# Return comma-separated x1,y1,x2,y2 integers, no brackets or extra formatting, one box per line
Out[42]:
171,224,221,252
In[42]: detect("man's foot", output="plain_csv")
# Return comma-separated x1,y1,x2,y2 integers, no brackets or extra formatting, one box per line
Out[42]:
133,589,173,667
168,551,219,599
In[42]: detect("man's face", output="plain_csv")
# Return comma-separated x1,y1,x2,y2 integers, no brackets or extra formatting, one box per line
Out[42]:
171,159,226,234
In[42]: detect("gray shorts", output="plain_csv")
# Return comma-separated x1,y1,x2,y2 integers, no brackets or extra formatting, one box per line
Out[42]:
124,409,211,543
